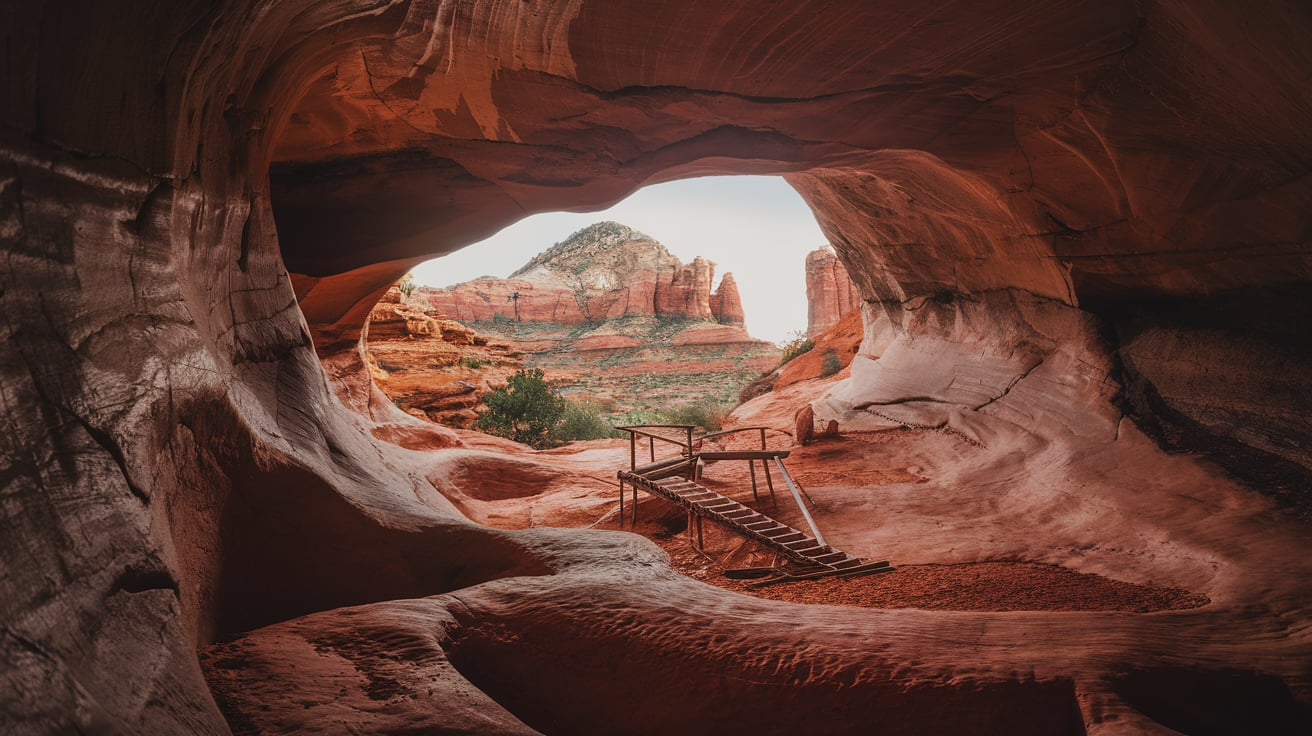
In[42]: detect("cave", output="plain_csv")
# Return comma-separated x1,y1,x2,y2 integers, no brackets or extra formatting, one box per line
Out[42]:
2,1,1310,734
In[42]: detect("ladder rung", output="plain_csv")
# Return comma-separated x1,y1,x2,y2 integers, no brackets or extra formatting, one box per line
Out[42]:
809,552,850,564
829,558,865,570
700,501,739,511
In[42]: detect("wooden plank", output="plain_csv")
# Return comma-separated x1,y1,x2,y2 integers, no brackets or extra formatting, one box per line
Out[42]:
630,456,692,475
837,562,894,579
697,450,791,461
722,567,780,580
773,457,824,546
828,558,866,570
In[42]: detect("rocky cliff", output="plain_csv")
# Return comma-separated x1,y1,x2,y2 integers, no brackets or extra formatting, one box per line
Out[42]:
419,222,747,328
365,288,526,428
369,224,774,428
806,246,860,337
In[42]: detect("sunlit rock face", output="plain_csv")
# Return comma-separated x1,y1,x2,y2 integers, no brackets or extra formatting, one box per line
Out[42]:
415,221,749,327
2,0,1311,733
805,245,859,337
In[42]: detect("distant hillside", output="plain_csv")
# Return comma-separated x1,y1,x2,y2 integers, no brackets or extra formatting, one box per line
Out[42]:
510,221,670,279
368,223,781,430
416,221,747,328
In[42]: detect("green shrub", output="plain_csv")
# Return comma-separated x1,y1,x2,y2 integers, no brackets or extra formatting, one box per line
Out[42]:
778,332,815,366
738,370,778,404
552,399,622,442
819,349,842,377
475,369,565,448
664,399,725,433
461,356,488,370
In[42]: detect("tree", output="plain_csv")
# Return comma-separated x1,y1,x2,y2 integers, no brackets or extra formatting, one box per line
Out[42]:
475,369,565,448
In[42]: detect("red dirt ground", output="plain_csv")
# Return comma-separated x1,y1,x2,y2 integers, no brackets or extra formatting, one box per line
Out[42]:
657,538,1209,612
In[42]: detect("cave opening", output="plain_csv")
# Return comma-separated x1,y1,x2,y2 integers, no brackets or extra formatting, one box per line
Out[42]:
360,174,828,442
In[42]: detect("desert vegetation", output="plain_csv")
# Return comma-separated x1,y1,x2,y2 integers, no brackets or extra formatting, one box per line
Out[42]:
476,368,729,447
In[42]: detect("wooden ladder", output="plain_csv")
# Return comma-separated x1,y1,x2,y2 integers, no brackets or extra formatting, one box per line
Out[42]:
618,466,865,572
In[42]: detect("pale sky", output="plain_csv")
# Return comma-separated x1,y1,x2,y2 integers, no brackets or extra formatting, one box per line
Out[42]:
410,175,828,344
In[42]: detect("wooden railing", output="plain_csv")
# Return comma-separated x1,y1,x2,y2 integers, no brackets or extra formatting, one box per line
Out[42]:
614,424,696,471
614,424,828,545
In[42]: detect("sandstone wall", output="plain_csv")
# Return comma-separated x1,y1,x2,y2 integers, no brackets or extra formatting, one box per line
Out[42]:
805,246,860,337
710,272,746,326
418,256,747,327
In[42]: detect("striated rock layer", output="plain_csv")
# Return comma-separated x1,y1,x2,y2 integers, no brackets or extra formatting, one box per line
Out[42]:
418,222,749,328
2,1,1311,735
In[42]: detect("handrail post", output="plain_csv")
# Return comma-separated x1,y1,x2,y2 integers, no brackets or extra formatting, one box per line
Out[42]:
686,426,694,479
629,432,636,471
758,427,766,450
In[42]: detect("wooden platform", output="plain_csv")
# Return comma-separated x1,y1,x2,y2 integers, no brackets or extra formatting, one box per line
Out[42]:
618,460,866,572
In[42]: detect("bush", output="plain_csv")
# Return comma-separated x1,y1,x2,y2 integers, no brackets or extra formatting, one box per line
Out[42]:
475,369,565,448
738,370,779,404
819,349,842,377
461,356,489,370
552,399,621,442
778,332,815,366
664,399,725,433
397,273,416,298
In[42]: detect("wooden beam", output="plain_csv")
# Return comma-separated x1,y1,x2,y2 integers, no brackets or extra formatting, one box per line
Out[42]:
773,457,823,545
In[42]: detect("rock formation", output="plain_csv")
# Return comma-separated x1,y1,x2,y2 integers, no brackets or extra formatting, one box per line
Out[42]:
419,222,749,329
709,272,745,326
380,223,775,426
3,2,1311,735
365,287,525,428
805,245,860,337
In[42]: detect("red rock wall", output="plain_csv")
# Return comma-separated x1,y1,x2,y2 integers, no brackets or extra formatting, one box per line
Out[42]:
419,257,745,326
4,0,1312,732
653,256,715,321
710,273,746,326
805,247,859,337
416,280,588,324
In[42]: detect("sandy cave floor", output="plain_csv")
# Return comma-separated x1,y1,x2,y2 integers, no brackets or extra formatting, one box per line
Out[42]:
481,428,1211,614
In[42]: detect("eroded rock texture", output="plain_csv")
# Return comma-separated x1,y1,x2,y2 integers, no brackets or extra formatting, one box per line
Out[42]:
805,245,860,337
417,221,749,327
2,1,1310,734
